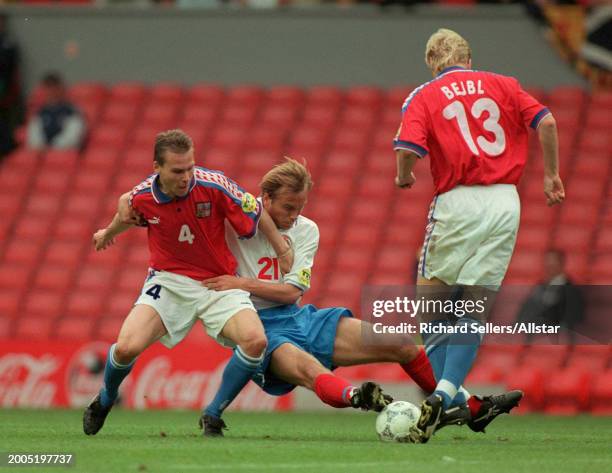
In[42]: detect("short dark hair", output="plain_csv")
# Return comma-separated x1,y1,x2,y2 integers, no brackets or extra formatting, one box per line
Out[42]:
42,72,64,88
154,129,193,166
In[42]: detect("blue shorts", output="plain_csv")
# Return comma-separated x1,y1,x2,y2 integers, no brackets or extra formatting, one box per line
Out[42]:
252,304,353,396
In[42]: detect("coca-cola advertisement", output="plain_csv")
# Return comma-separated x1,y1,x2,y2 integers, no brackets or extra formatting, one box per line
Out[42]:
0,338,293,411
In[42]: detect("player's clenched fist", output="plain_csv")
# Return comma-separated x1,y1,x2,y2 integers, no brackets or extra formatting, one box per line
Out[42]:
544,174,565,207
92,228,116,251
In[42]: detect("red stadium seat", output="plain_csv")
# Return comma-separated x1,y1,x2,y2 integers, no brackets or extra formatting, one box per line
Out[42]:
43,241,86,266
306,86,343,108
13,217,55,241
591,370,612,414
55,317,95,341
301,105,340,129
94,316,125,342
373,244,419,276
266,86,305,107
346,86,383,108
43,149,80,167
32,264,75,293
3,240,43,265
552,226,593,253
340,105,378,131
334,247,374,274
589,91,612,109
505,365,545,412
106,290,139,316
259,105,299,130
209,126,246,150
88,124,130,149
0,289,20,319
32,169,73,194
566,345,610,372
65,290,106,318
385,86,414,109
23,290,64,319
68,82,107,105
0,314,14,338
14,316,55,341
75,265,115,292
180,105,218,128
140,102,180,129
202,147,238,176
514,227,551,252
99,102,140,127
53,218,96,242
250,127,286,153
187,83,225,106
226,85,264,106
108,82,148,105
520,345,569,370
149,82,184,104
544,367,591,413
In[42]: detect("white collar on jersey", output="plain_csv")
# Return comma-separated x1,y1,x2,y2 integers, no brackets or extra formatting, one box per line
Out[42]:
151,174,197,204
437,65,469,77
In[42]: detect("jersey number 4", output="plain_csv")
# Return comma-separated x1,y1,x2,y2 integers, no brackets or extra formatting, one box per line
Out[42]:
258,257,280,280
443,98,506,156
178,224,195,244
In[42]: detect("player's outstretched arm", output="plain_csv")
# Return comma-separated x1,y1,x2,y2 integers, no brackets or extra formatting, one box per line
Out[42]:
92,212,133,251
259,209,294,274
538,114,565,206
395,150,418,189
92,192,140,251
203,275,303,305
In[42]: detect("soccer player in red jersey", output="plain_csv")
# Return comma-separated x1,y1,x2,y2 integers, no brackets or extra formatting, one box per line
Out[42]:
393,29,564,442
83,130,292,436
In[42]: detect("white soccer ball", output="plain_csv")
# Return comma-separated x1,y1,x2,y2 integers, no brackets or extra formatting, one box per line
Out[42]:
375,401,421,442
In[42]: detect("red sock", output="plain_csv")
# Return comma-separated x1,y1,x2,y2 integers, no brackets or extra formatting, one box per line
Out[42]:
313,373,355,408
467,396,483,416
400,349,437,394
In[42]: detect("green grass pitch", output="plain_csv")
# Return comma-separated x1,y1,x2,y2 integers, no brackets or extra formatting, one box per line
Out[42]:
1,410,610,473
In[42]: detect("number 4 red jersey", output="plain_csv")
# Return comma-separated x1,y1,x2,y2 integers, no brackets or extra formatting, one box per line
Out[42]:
393,66,550,195
129,167,261,280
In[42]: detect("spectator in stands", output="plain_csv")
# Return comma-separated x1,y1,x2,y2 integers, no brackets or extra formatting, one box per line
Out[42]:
26,72,86,150
0,13,22,158
515,249,585,344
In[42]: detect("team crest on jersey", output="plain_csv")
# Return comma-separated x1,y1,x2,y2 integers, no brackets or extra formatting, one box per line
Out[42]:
241,192,257,213
196,201,212,218
298,268,311,287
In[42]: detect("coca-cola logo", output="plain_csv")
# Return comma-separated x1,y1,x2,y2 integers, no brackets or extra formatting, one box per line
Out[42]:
131,357,280,411
65,342,110,407
0,354,59,407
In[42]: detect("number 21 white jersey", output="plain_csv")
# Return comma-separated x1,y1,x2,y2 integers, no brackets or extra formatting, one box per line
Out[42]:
225,214,320,310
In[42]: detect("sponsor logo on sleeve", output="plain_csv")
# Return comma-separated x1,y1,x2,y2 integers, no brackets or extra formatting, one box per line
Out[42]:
241,193,258,214
298,268,311,287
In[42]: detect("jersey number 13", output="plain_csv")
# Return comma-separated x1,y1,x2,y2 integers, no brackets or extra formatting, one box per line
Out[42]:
443,98,506,156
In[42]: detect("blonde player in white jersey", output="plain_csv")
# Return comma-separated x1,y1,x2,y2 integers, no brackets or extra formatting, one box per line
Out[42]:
200,158,517,437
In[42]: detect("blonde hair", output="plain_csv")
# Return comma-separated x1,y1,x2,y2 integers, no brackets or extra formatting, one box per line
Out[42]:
425,28,471,74
260,157,313,198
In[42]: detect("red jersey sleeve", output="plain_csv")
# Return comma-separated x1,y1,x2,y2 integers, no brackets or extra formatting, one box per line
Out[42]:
393,91,429,158
212,174,261,239
516,82,550,129
128,175,155,215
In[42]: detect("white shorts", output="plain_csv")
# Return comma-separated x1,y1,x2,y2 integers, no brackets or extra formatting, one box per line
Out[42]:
418,184,520,287
135,269,256,348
